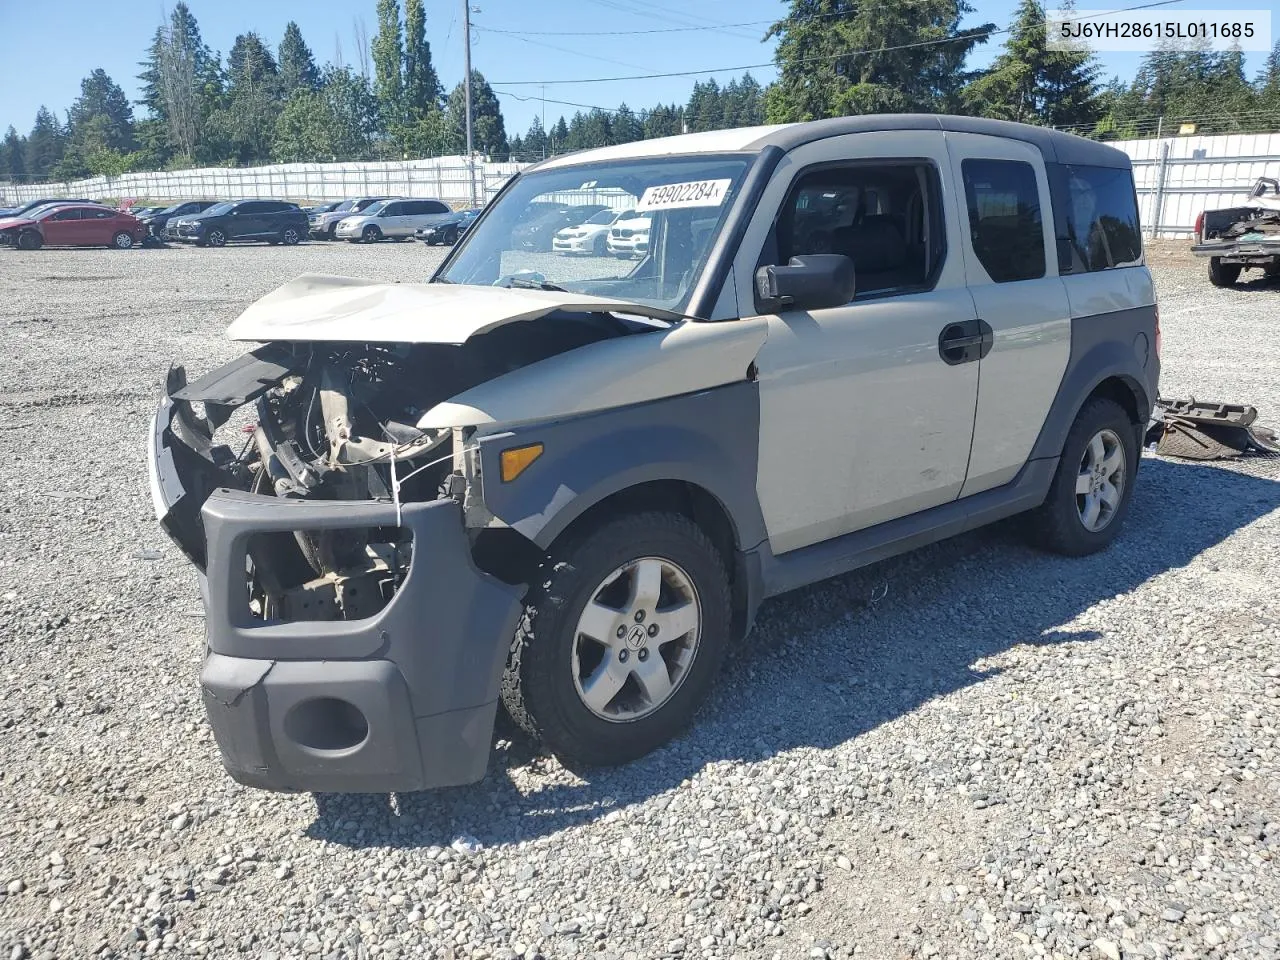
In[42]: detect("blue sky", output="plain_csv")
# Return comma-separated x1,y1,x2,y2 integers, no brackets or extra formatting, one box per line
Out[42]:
2,0,1278,137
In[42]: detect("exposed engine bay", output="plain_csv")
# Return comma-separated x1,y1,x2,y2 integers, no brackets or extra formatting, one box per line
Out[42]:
159,309,662,622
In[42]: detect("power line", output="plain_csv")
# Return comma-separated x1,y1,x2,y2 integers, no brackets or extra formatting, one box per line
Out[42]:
472,26,648,70
490,0,1188,86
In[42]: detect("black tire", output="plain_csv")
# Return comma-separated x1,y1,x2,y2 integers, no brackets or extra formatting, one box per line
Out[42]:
280,226,302,246
206,229,227,248
1027,397,1138,557
446,227,459,245
111,231,135,250
16,230,42,251
501,511,731,766
362,225,381,243
1208,257,1242,287
327,224,339,240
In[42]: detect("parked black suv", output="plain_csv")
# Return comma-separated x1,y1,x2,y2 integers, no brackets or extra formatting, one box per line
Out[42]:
138,200,221,244
166,200,308,247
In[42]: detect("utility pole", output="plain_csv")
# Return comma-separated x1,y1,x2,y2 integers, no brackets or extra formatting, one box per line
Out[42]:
463,0,476,208
541,84,546,159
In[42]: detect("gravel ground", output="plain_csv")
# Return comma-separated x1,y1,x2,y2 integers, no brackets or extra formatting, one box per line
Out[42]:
0,239,1276,960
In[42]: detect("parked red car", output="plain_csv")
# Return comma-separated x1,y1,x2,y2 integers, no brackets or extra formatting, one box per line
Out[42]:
0,204,147,250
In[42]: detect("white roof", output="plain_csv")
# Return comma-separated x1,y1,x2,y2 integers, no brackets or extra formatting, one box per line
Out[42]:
535,124,794,169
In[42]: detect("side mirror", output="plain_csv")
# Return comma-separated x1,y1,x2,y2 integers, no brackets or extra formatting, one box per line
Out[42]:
755,255,856,312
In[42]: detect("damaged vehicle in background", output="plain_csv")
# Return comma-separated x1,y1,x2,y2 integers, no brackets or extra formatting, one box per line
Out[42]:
149,117,1159,795
1192,177,1280,286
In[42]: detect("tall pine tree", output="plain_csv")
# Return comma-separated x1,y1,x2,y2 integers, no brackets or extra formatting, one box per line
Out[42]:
962,0,1100,127
372,0,405,131
278,22,320,94
767,0,995,120
403,0,441,119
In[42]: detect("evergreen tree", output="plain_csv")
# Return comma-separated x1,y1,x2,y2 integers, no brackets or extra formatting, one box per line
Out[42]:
962,0,1100,127
445,71,507,156
642,103,684,139
612,104,642,144
274,65,379,162
138,2,222,160
767,0,995,120
278,21,320,94
403,0,441,120
550,116,570,151
372,0,405,128
686,79,722,132
25,107,65,179
522,117,549,158
1,127,27,182
208,33,281,164
66,69,136,152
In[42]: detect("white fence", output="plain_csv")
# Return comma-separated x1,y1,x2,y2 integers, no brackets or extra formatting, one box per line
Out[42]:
1116,131,1280,238
0,156,527,209
3,132,1280,236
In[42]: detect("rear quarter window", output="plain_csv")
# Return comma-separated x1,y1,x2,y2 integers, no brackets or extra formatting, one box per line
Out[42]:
961,158,1046,283
1049,163,1143,273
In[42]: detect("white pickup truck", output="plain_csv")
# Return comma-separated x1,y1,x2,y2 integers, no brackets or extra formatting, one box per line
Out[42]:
1191,177,1280,286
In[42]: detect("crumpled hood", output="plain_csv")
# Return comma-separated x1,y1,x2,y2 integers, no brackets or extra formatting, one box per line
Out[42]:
225,274,687,344
0,217,36,230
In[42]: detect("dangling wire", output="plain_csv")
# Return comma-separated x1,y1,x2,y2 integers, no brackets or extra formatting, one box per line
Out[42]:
389,443,481,527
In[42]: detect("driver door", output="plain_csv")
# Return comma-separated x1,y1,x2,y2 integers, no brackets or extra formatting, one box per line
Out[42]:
735,131,981,555
42,207,84,244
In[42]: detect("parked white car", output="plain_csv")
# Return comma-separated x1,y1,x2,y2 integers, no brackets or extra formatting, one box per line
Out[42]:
606,210,651,258
335,198,454,242
552,208,631,255
309,197,397,239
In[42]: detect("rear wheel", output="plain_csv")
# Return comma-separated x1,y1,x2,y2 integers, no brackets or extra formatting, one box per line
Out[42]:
206,229,227,248
280,226,302,246
1027,397,1138,556
16,230,42,251
111,231,135,250
362,225,382,243
501,512,731,766
1208,257,1242,287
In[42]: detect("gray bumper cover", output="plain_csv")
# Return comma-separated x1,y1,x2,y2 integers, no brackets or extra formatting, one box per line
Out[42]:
197,490,525,793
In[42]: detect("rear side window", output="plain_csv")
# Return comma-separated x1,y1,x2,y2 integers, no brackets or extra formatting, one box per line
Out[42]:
91,209,115,219
961,159,1045,283
1050,164,1143,273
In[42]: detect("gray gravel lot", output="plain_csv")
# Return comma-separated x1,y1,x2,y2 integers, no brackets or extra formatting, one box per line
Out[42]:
0,240,1276,960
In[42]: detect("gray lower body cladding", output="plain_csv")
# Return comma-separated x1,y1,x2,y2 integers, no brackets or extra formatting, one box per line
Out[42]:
200,493,523,793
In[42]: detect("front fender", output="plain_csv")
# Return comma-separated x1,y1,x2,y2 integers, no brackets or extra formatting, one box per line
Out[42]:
475,380,766,552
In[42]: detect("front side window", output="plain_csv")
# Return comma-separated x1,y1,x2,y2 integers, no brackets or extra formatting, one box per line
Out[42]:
773,161,944,299
440,154,752,313
962,159,1046,283
1051,164,1143,273
48,208,82,221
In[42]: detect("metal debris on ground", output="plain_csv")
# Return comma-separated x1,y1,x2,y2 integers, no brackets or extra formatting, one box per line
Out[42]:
1146,397,1280,460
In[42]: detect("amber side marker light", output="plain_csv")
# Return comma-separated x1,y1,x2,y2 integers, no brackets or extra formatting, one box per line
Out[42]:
501,443,544,482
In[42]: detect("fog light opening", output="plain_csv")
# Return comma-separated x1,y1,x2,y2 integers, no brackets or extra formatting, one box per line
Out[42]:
284,697,370,753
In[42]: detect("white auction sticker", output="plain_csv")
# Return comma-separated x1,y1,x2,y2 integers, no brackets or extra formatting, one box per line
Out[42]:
1048,9,1271,52
636,178,732,212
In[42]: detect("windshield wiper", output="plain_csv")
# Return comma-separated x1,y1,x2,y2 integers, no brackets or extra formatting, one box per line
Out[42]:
502,277,568,292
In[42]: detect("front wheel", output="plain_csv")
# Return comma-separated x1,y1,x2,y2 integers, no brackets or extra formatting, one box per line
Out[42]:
16,230,42,251
1208,257,1242,287
362,225,382,243
501,512,731,766
280,226,302,246
205,229,227,248
1027,397,1138,556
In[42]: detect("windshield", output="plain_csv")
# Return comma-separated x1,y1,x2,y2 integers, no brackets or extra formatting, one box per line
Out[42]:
361,200,390,216
330,200,358,213
439,155,751,312
203,202,234,217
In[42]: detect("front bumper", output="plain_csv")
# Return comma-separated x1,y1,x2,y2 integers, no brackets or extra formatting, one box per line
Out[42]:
334,223,365,239
148,393,525,793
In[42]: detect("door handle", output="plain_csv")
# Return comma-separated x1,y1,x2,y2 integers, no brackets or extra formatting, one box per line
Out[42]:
938,321,981,365
938,320,995,365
